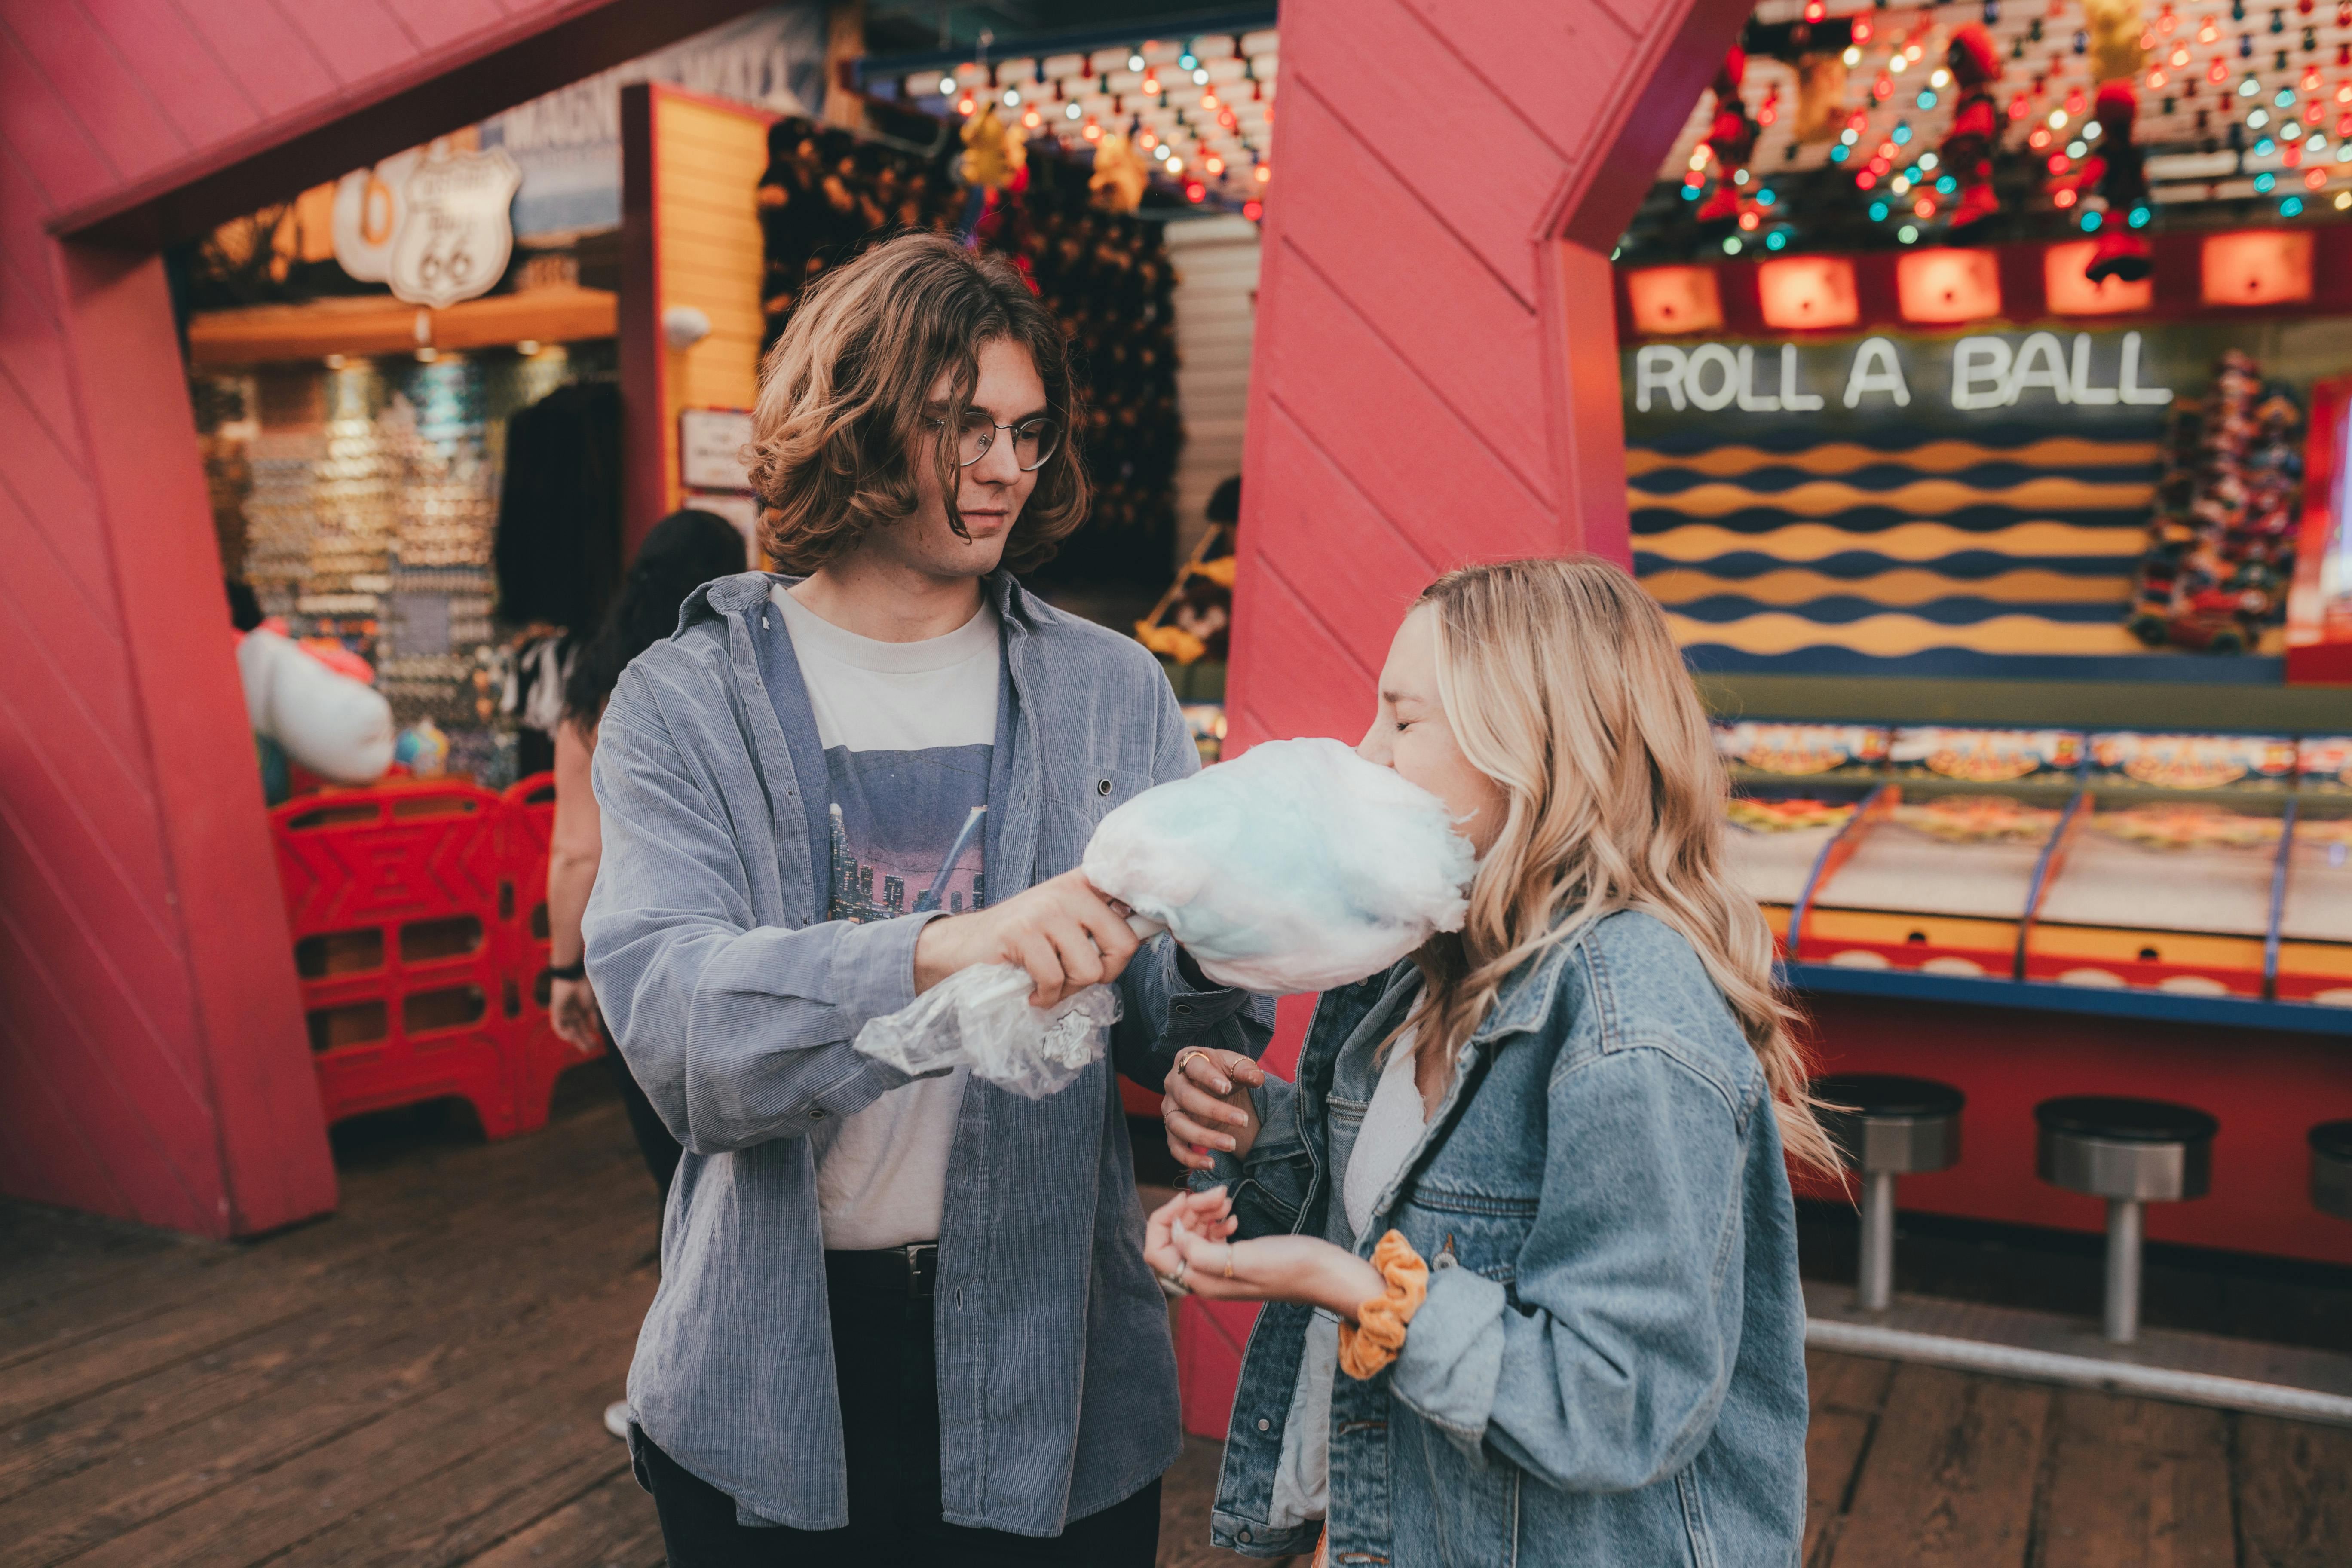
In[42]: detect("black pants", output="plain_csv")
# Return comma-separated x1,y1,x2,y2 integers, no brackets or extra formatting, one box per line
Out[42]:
604,1042,682,1204
636,1253,1161,1566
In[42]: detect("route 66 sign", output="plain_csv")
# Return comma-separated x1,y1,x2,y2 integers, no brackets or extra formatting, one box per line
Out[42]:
385,148,521,309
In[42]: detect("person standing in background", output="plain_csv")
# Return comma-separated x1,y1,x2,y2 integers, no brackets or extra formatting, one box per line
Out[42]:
545,507,751,1211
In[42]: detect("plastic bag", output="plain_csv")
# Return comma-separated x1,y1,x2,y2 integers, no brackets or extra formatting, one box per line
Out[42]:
1082,737,1476,993
854,961,1124,1099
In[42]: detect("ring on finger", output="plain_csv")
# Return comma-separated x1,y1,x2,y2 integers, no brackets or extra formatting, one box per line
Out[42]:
1223,1243,1237,1280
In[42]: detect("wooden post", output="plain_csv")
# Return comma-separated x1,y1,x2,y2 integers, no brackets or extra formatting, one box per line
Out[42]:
1225,0,1755,755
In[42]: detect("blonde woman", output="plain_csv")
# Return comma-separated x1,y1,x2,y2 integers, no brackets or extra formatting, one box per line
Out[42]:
1147,557,1832,1567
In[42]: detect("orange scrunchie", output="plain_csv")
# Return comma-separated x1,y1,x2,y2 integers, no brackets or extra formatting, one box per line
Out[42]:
1336,1230,1430,1380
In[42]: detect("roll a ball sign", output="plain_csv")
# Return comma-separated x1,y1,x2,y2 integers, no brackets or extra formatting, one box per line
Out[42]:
1629,330,2176,417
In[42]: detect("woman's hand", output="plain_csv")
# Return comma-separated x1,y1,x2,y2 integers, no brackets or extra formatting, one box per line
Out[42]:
1144,1188,1384,1322
1163,1048,1265,1171
548,976,603,1056
912,867,1141,1008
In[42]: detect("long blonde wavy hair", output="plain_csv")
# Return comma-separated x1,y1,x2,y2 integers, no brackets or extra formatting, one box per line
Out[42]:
1400,557,1839,1174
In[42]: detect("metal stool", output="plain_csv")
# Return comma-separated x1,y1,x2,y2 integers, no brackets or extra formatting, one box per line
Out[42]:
2034,1096,2217,1344
1814,1074,1964,1311
2314,1122,2352,1223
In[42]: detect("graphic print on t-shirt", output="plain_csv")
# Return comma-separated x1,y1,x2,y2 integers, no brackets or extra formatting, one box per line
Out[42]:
825,745,990,922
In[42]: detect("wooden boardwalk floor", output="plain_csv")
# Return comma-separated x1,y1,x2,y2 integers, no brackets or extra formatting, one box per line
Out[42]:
3,1070,2346,1568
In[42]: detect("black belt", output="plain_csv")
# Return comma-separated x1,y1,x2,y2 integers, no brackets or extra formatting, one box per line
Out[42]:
824,1242,939,1301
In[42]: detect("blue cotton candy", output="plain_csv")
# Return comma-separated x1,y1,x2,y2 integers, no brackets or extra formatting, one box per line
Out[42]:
855,738,1475,1097
1083,737,1476,994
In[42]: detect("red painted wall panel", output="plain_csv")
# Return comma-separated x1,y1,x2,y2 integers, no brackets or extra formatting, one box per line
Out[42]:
5,3,191,178
1274,102,1556,498
1228,0,1752,760
0,0,766,1235
75,0,266,152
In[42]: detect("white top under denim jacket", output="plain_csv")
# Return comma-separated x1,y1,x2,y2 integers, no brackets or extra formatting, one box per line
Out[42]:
1270,1022,1426,1525
1196,911,1809,1567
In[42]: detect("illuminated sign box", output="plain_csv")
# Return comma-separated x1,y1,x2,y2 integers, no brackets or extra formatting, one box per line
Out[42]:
2044,241,2155,315
1756,257,1860,331
1624,266,1723,336
2200,229,2313,306
1896,249,2002,324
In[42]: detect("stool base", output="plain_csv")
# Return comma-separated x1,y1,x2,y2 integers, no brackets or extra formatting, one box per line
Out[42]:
1857,1170,1896,1312
2104,1197,2144,1344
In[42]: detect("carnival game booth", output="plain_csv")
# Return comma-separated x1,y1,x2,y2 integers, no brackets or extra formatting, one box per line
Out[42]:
1614,0,2352,1287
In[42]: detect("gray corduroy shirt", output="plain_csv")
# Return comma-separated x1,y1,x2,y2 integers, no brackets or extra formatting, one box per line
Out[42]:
585,570,1273,1536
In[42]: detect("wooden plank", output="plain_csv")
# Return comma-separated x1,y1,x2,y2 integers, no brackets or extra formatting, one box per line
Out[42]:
1394,0,1638,170
1270,48,1553,504
0,31,129,213
74,0,260,152
2035,1392,2232,1568
2234,1415,2352,1568
3,6,189,177
0,1142,651,1507
1226,552,1381,750
1804,1408,1876,1568
1808,1350,1897,1416
1277,0,1566,307
61,245,336,1238
0,1204,175,1313
0,334,132,629
0,904,219,1237
2,1100,639,1399
172,0,343,122
374,0,512,55
61,1306,645,1567
1250,401,1440,677
0,555,165,861
276,1398,633,1566
1827,1363,2051,1568
262,0,417,91
1803,1352,1896,1565
1260,245,1556,567
3,1256,652,1566
460,1467,666,1568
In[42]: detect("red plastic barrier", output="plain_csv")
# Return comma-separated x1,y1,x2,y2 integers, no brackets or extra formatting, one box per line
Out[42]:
273,781,520,1136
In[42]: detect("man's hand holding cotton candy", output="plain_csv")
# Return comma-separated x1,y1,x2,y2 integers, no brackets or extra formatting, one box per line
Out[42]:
1081,737,1477,995
913,867,1142,1008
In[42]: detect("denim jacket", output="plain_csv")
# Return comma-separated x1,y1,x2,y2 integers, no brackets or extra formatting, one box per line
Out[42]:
1200,910,1807,1567
584,571,1275,1535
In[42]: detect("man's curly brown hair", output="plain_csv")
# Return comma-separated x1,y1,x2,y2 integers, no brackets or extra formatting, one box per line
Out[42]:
747,232,1089,574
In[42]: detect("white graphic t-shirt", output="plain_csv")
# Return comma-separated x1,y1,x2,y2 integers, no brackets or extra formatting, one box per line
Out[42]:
771,585,998,1250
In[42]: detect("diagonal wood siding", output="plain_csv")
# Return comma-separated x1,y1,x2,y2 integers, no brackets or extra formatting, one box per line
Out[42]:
0,0,763,1237
1225,0,1753,753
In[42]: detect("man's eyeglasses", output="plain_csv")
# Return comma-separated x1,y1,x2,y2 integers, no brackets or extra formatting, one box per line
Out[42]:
931,410,1063,472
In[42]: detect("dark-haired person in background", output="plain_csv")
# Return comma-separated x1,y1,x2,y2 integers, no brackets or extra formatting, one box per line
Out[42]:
545,507,751,1219
584,231,1272,1566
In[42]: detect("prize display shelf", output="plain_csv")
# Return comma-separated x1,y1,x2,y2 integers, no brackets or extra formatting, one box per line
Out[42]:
1712,674,2352,1041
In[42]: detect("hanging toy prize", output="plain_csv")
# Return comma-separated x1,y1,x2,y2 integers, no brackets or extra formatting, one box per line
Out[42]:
1696,48,1759,225
1942,23,2005,230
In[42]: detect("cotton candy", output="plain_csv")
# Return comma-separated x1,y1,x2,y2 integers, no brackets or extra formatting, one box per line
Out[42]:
1081,737,1476,993
852,738,1475,1097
